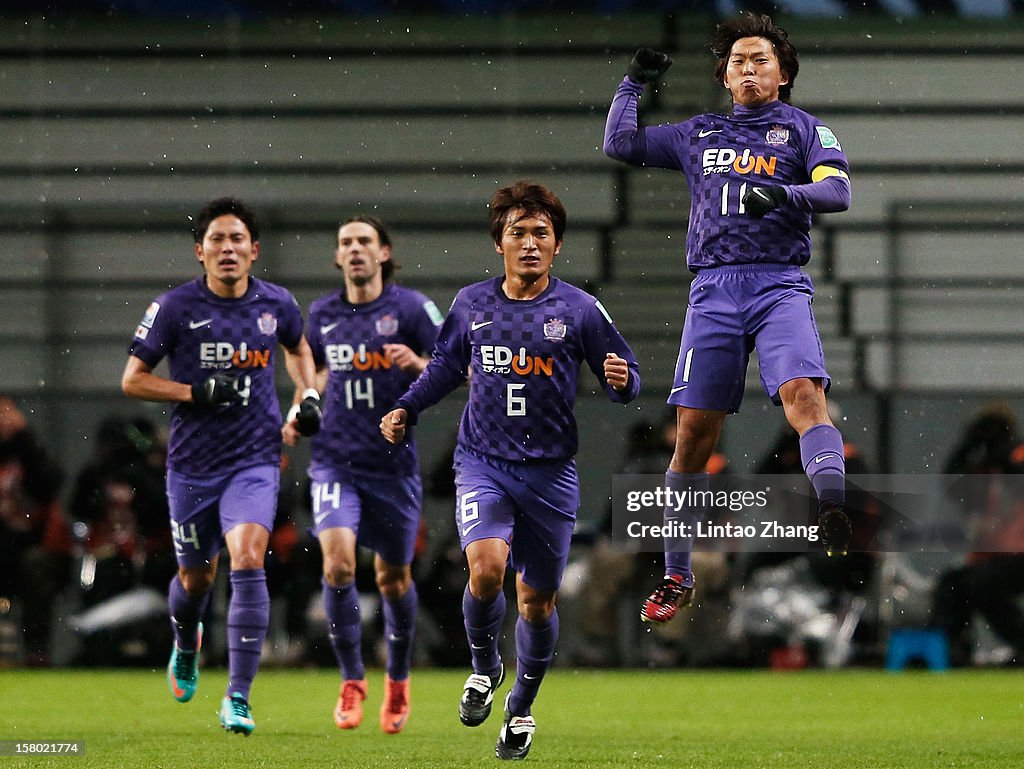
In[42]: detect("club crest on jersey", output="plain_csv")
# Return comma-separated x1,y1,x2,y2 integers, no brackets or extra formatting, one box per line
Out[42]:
257,312,277,335
375,314,399,336
543,318,566,341
765,125,790,146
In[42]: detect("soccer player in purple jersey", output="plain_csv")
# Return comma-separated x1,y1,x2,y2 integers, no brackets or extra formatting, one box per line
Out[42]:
282,216,443,734
379,181,640,760
121,198,321,735
604,13,853,624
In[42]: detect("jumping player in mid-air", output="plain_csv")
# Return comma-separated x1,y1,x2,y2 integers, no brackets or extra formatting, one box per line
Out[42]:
603,12,853,625
380,180,640,760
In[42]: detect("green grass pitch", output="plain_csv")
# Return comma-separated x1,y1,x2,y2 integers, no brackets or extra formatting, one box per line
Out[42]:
2,668,1021,768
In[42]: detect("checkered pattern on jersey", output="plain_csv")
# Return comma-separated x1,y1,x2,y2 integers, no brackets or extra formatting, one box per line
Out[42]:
458,279,587,462
308,284,440,477
131,278,302,477
654,102,847,271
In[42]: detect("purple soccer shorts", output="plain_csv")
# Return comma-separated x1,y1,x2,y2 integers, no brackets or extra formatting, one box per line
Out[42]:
668,264,830,413
166,463,280,568
452,445,579,592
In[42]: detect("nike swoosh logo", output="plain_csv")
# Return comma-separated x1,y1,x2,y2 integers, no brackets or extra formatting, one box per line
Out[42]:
751,188,772,203
320,322,339,335
814,453,839,464
698,129,722,137
462,520,484,537
670,385,688,394
189,319,212,330
523,674,539,681
470,643,487,650
471,320,493,331
240,636,258,643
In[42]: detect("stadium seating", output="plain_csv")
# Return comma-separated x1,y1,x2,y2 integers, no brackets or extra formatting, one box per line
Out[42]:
0,10,1023,484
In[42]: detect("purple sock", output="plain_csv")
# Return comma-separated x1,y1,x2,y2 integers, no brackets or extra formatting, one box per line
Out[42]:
323,579,365,681
168,575,210,651
383,582,417,681
226,568,269,702
800,424,846,506
462,584,505,677
508,609,559,716
663,471,708,587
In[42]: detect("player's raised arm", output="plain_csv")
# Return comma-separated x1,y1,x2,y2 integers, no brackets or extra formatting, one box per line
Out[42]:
604,48,684,169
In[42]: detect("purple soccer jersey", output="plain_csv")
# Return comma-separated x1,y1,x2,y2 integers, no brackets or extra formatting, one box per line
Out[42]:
396,276,641,463
127,277,304,476
604,77,850,271
605,78,851,412
306,283,443,477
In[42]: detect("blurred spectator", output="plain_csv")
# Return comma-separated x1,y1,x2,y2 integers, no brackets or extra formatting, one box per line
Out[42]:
930,401,1024,665
731,405,879,667
0,395,72,666
570,408,730,667
69,415,176,665
746,411,877,598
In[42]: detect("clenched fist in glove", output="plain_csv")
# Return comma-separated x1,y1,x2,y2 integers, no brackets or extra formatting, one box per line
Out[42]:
192,371,241,407
287,389,322,437
627,48,673,84
741,185,788,217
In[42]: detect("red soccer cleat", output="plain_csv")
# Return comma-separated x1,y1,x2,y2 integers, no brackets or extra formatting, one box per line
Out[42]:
333,679,368,729
640,575,695,623
379,675,410,734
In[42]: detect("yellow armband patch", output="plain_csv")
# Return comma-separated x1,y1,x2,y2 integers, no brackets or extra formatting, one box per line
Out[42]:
811,165,850,183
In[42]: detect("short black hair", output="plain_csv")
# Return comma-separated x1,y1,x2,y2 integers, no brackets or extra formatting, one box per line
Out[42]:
192,197,260,243
711,12,799,103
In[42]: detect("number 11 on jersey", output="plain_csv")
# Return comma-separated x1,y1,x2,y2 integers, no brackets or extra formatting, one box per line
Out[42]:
721,181,750,216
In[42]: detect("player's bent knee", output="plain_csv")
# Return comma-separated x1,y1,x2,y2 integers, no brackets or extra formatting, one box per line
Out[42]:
179,568,215,595
375,569,412,599
323,566,356,587
468,567,505,601
517,597,556,624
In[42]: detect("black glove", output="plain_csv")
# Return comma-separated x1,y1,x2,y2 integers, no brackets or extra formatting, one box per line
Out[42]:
627,48,673,85
741,185,788,217
288,390,322,437
191,372,241,407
